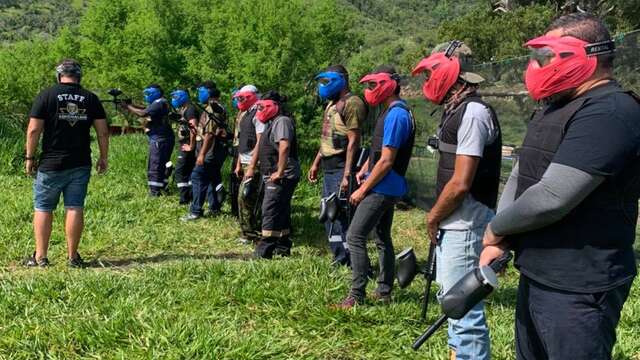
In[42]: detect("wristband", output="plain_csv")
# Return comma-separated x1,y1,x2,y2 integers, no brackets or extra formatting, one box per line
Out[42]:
25,156,35,160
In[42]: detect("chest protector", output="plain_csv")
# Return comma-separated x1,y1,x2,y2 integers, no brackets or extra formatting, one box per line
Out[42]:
238,108,258,154
436,97,502,209
368,101,416,176
321,94,363,156
513,85,640,291
258,115,299,175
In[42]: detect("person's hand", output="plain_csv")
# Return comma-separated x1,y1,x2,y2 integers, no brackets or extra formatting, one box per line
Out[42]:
308,164,319,183
96,157,108,174
244,166,255,180
340,175,349,193
181,144,192,152
355,170,367,185
482,224,504,247
269,171,284,183
426,212,439,244
216,128,227,139
196,155,205,166
234,164,243,178
349,187,366,206
25,159,36,176
479,243,508,267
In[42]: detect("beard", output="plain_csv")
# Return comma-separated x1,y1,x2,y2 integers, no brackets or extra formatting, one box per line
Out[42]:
542,88,577,106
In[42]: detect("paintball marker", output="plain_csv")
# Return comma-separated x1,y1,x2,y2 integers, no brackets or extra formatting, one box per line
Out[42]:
101,88,132,112
318,148,370,229
412,251,513,351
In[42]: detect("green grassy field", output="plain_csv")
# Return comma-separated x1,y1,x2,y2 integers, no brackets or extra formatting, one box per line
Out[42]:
0,134,639,359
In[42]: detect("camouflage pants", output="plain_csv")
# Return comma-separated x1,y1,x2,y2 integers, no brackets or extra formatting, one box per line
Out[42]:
238,165,262,240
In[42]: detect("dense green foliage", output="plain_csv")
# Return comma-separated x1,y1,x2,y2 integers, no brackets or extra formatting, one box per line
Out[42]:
0,135,638,358
0,0,84,43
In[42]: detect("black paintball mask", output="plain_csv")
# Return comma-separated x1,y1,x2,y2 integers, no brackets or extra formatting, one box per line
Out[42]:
318,192,339,223
215,183,227,205
396,247,418,288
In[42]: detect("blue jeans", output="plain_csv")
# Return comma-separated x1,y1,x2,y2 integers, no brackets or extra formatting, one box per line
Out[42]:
190,161,222,216
33,166,91,212
322,168,350,265
436,224,491,360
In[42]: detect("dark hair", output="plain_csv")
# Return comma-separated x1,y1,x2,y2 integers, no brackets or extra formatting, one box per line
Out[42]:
372,64,402,95
199,80,217,90
547,12,614,71
325,64,349,83
147,83,163,95
210,88,221,98
261,90,288,104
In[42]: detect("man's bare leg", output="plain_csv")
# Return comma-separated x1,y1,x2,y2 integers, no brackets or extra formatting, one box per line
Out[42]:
65,208,84,259
34,211,53,260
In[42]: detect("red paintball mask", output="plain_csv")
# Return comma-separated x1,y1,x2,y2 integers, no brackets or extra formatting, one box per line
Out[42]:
412,52,461,104
359,72,398,106
255,100,279,123
524,35,614,101
234,91,258,111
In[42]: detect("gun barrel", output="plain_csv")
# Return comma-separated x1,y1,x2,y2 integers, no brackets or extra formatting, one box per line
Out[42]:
412,315,448,350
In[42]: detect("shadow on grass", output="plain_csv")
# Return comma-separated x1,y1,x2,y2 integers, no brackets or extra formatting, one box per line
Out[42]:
87,251,253,268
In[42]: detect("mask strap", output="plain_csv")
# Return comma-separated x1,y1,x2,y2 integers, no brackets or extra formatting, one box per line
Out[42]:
444,40,463,58
585,40,615,56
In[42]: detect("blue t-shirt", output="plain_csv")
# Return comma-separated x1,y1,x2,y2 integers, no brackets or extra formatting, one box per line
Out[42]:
144,98,173,139
370,101,413,197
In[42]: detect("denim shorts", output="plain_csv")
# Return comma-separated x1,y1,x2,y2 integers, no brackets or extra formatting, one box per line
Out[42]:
33,166,91,212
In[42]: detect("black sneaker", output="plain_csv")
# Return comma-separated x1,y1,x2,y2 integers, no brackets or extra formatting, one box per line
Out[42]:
68,253,87,268
24,252,49,267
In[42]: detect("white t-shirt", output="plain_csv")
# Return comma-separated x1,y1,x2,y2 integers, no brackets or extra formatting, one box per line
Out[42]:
239,107,265,165
440,101,499,230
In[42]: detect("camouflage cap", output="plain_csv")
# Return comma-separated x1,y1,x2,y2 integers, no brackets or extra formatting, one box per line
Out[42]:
431,41,485,84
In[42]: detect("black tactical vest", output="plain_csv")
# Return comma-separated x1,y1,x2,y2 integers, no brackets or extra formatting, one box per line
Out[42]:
435,96,502,209
238,107,258,154
258,115,299,175
368,101,415,176
513,83,640,292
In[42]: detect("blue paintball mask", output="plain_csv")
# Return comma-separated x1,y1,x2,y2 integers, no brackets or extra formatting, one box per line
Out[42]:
197,86,211,104
315,71,346,101
143,87,162,104
170,89,189,108
231,88,240,109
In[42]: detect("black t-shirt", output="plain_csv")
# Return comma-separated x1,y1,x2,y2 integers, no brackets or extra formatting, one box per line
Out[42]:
515,82,640,293
144,98,173,139
29,82,106,171
177,104,199,145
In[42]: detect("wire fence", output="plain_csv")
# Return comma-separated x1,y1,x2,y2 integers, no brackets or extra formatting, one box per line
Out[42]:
404,29,640,210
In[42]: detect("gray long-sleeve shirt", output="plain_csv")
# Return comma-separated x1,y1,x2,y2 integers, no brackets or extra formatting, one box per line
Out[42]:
490,162,604,236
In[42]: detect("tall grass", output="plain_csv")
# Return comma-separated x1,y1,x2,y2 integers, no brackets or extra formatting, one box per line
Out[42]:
0,132,637,359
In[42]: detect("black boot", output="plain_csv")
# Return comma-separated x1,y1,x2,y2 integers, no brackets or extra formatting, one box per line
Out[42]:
254,237,277,259
273,236,292,257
